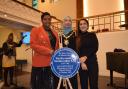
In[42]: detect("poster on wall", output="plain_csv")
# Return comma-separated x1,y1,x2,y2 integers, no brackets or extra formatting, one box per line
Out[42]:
32,0,38,9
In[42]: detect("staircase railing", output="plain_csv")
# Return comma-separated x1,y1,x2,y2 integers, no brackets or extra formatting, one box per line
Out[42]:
80,10,128,33
52,10,128,33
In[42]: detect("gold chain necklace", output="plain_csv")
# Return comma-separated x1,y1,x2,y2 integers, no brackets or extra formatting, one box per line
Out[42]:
62,32,74,46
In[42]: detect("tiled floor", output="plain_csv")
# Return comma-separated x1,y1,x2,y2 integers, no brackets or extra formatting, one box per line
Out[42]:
0,71,127,89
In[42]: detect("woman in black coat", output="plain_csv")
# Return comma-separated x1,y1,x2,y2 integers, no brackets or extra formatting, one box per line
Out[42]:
77,18,99,89
2,33,22,87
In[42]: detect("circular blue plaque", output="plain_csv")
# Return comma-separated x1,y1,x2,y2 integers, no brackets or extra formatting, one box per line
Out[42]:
51,47,80,78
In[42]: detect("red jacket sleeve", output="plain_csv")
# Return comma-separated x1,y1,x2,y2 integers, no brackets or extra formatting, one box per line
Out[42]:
30,27,51,55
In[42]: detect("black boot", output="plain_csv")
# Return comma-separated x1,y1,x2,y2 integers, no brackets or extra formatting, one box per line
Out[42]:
3,82,9,87
3,68,9,87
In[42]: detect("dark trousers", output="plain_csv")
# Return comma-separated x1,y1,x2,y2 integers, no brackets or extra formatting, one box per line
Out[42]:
79,61,99,89
54,74,78,89
0,54,2,80
31,67,54,89
3,67,14,85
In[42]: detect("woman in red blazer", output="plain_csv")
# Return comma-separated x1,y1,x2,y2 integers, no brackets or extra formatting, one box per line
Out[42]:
30,12,59,89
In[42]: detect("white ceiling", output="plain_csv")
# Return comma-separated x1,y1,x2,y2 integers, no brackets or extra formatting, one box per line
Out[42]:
0,17,33,31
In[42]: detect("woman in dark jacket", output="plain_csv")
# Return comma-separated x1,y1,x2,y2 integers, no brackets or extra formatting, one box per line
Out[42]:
77,18,99,89
2,33,22,87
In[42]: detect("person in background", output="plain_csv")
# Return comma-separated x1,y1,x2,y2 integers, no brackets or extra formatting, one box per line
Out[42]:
2,33,22,87
30,12,59,89
54,16,78,89
0,48,3,80
76,18,99,89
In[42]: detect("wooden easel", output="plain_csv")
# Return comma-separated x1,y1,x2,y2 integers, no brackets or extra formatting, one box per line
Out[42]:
57,78,73,89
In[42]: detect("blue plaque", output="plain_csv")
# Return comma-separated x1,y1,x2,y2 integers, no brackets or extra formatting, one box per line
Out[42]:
51,47,80,78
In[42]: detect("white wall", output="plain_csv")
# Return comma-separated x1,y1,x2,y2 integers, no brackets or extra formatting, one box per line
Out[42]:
16,45,32,72
38,0,76,20
84,0,124,17
97,30,128,77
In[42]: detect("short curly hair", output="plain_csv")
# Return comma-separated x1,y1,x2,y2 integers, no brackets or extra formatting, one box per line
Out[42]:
41,12,51,20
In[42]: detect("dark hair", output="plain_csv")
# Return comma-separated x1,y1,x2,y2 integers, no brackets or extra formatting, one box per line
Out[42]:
8,33,13,39
7,33,13,42
41,12,51,20
77,18,89,34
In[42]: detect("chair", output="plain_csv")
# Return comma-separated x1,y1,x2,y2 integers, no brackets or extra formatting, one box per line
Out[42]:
16,59,27,72
106,52,128,88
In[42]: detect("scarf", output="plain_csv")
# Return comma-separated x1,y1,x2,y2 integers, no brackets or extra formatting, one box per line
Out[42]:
63,16,72,35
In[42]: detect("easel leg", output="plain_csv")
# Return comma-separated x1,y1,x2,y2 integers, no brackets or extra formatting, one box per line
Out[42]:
57,78,62,89
57,78,73,89
66,78,73,89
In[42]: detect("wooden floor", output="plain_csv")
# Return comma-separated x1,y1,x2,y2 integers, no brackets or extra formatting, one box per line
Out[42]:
0,71,127,89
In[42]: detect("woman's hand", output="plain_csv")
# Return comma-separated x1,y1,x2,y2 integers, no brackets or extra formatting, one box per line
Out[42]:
81,63,88,70
50,50,54,55
80,56,87,63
